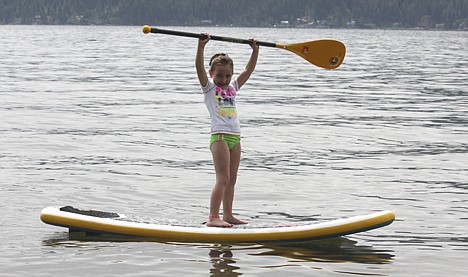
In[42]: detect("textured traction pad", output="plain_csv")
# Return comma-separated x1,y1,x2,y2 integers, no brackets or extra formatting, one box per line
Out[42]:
60,206,120,218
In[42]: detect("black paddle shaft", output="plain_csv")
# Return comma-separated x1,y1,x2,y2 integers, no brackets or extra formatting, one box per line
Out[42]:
149,27,277,48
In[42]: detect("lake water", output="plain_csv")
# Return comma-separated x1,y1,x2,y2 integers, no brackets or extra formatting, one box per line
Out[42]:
1,25,467,276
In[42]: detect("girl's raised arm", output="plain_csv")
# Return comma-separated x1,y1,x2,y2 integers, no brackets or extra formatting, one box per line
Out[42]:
237,40,259,89
196,34,210,87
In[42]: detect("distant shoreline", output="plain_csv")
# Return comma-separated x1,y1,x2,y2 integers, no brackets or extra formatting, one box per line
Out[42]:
2,23,468,32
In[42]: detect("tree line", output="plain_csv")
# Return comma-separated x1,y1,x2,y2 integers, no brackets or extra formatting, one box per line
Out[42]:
1,0,467,29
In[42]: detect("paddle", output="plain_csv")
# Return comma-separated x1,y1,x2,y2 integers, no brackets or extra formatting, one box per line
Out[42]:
142,25,345,69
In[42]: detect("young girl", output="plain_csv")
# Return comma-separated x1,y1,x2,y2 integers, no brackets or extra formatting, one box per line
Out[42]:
196,33,259,227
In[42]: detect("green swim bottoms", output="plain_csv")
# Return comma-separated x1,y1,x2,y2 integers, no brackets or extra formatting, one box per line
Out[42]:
210,134,241,150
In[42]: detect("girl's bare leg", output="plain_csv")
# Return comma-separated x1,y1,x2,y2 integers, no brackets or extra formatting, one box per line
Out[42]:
207,141,233,227
222,143,247,225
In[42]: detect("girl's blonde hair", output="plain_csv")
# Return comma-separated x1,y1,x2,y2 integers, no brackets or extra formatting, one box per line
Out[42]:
209,53,234,72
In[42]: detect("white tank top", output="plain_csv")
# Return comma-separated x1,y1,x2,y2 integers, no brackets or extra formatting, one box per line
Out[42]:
202,79,240,135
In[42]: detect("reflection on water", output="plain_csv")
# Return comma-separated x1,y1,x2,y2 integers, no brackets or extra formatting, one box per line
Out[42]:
259,238,393,264
43,233,393,276
209,248,240,276
206,238,394,276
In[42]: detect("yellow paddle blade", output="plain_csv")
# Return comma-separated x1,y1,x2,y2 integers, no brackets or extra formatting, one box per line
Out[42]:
277,40,346,69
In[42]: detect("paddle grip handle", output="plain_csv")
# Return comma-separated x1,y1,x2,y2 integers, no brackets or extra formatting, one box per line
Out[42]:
147,27,276,48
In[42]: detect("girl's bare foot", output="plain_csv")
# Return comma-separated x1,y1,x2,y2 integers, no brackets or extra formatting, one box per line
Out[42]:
207,218,233,228
224,216,248,225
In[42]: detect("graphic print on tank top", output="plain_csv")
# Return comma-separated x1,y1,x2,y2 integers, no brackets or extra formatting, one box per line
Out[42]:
214,86,237,119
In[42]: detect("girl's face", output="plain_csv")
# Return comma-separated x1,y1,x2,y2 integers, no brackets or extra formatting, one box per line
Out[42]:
209,64,233,90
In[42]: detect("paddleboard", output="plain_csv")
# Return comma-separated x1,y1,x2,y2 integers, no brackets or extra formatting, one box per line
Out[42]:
40,206,395,243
